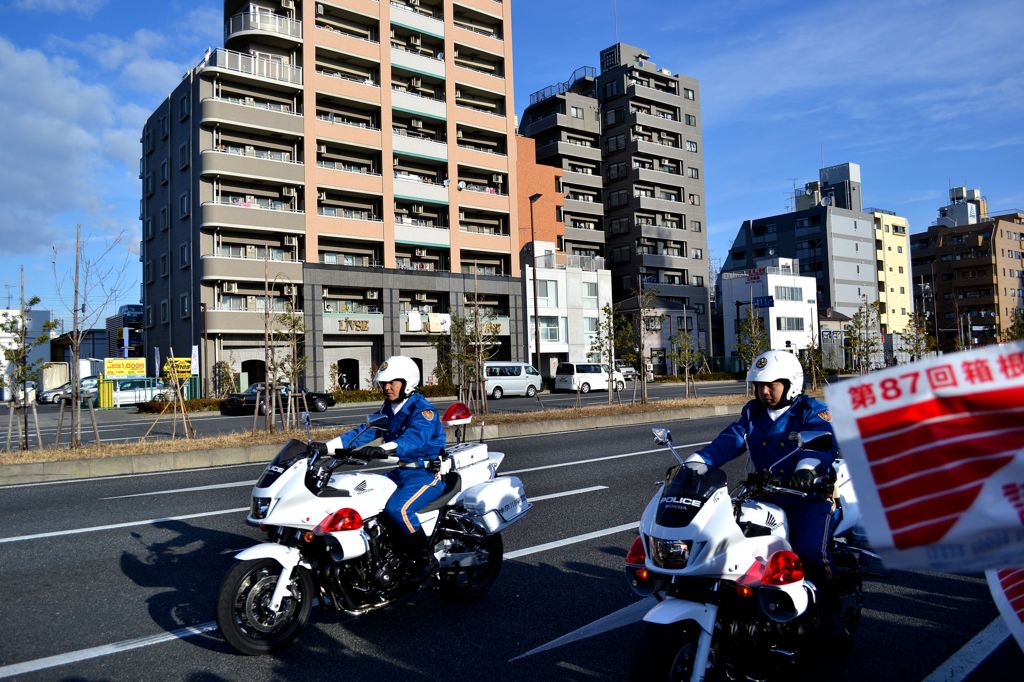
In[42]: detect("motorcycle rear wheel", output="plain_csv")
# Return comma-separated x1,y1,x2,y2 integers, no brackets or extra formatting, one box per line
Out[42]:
629,622,716,682
216,558,314,655
439,532,503,601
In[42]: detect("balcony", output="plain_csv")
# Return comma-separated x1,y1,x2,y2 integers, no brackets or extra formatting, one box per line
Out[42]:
633,139,686,161
395,219,451,248
225,11,302,44
205,309,271,334
201,255,302,282
561,169,602,189
636,167,686,187
628,82,681,107
202,97,304,136
536,140,601,162
201,201,306,233
202,48,302,87
389,3,445,38
392,129,448,160
393,174,450,203
636,195,688,214
562,197,603,217
391,46,446,79
391,88,447,120
200,149,305,184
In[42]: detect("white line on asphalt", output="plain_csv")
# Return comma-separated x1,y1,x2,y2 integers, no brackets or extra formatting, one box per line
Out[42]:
509,597,656,661
103,480,257,499
0,508,248,544
0,519,639,678
922,617,1010,682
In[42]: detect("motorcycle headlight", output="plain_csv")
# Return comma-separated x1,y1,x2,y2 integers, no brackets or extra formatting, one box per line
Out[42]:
251,496,271,520
650,537,692,569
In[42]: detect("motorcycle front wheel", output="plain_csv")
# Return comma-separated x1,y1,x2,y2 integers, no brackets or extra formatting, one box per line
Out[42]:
629,622,716,682
439,532,503,601
216,558,314,655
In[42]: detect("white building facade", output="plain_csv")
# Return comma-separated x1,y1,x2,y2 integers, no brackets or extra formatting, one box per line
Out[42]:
523,243,614,378
721,258,818,356
0,308,53,400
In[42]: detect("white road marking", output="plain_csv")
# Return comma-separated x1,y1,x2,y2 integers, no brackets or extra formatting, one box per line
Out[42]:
0,519,640,678
0,508,248,544
103,480,257,499
922,617,1010,682
530,486,607,502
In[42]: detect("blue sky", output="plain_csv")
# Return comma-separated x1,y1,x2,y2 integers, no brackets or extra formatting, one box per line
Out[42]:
0,0,1021,328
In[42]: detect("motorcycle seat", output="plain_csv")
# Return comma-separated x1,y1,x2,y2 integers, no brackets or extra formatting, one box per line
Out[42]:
418,472,462,513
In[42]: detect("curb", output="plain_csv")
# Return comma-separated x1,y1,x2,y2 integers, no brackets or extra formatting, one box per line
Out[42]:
0,403,742,486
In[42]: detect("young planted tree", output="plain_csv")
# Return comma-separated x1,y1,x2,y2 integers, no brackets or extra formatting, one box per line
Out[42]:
212,359,239,397
665,322,702,398
589,304,618,405
1,277,59,450
735,302,769,394
51,224,133,447
428,295,498,414
999,307,1024,343
846,297,882,374
905,311,935,361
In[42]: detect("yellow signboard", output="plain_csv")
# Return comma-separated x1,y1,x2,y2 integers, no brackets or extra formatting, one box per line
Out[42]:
104,358,147,378
163,357,192,379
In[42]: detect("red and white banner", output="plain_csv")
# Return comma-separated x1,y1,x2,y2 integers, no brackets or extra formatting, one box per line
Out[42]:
986,568,1024,650
825,341,1024,573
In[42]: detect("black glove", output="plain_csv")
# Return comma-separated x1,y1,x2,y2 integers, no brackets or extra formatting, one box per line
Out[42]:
359,446,390,460
790,468,819,493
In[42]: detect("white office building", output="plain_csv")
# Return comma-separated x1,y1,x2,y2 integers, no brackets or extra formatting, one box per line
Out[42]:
721,258,818,356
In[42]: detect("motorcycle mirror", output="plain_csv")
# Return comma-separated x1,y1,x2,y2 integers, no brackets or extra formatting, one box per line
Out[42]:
797,431,833,451
651,427,672,445
366,411,388,428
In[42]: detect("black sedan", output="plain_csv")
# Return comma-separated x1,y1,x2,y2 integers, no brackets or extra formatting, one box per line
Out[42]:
221,382,335,415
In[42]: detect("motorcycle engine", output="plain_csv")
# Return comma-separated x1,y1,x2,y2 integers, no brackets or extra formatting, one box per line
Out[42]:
365,519,403,589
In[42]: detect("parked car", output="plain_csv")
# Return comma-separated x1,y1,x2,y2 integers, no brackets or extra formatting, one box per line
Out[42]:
111,378,167,406
2,380,36,402
38,382,69,404
60,375,101,402
222,382,336,415
483,361,542,399
614,361,637,381
553,362,625,394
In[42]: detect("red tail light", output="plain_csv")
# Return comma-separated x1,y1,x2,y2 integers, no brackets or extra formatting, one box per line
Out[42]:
314,508,363,534
626,536,647,565
442,402,473,426
762,550,804,586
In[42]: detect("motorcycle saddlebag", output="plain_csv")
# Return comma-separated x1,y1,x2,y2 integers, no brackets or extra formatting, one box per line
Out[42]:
457,476,531,533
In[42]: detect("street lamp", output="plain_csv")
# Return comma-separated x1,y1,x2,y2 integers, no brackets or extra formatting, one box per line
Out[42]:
528,193,543,374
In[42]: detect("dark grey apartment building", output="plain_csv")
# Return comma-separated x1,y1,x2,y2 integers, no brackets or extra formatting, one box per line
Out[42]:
519,43,710,324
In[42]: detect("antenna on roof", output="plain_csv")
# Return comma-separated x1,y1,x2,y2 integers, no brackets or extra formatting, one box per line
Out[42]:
613,0,619,42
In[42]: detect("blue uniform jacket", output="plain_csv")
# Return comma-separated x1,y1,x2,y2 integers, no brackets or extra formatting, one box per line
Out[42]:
341,392,446,466
695,393,837,479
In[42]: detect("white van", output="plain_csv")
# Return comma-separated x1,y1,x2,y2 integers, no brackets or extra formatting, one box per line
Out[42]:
553,363,625,394
483,362,542,399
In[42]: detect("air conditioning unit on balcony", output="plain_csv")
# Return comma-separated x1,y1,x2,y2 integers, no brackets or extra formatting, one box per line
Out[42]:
455,88,463,98
245,195,256,203
247,295,258,310
316,3,324,15
410,118,423,128
409,0,420,6
414,248,427,256
318,191,327,201
410,76,422,88
411,203,424,213
281,0,295,9
246,244,258,256
284,235,298,246
283,284,297,296
366,290,379,299
415,292,428,301
223,282,238,293
317,144,327,154
410,34,421,46
491,174,503,184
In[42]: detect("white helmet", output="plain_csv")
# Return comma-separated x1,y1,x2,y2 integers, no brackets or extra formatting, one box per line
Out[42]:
747,350,804,402
374,355,420,398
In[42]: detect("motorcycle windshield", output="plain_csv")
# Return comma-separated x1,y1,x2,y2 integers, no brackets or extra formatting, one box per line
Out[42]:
655,466,728,528
255,439,308,488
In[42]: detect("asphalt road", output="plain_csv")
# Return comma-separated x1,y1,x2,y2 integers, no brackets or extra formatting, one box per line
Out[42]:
1,414,1019,680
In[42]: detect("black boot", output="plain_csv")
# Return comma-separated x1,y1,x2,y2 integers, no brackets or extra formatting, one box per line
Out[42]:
398,528,437,583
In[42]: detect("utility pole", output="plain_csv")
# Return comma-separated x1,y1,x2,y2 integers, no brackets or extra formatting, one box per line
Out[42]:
528,193,543,376
20,266,27,449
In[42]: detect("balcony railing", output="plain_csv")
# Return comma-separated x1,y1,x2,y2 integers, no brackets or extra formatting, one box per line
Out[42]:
225,11,302,41
203,48,302,85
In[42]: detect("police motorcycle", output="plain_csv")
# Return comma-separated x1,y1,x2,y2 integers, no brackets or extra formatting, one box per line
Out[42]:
216,403,531,655
624,426,883,681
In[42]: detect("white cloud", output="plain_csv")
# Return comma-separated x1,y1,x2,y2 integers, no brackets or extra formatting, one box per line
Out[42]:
12,0,105,14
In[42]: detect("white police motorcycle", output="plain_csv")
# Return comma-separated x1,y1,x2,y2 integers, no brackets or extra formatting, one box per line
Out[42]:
624,426,884,681
216,403,530,655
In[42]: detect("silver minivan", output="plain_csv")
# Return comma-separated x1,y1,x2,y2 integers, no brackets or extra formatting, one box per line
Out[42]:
483,362,542,399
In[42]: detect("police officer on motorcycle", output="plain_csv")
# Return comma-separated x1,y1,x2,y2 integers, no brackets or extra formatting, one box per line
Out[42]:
325,355,446,580
685,350,840,613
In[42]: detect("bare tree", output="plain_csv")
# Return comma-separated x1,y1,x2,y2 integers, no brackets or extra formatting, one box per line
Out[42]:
665,309,702,398
735,297,769,395
51,225,132,447
846,297,881,374
905,311,935,361
999,307,1024,343
428,295,498,414
589,304,618,405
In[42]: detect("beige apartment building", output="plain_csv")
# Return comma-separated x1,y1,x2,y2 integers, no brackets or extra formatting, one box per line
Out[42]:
140,0,522,392
868,208,912,335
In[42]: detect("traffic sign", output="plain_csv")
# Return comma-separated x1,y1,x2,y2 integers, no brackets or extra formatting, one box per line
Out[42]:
753,295,775,308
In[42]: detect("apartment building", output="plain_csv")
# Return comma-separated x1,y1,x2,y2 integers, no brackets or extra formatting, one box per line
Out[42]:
140,0,523,392
867,208,912,335
519,44,710,342
910,187,1024,352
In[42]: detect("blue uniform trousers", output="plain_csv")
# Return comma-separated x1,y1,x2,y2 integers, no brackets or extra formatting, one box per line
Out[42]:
768,494,836,586
384,468,443,534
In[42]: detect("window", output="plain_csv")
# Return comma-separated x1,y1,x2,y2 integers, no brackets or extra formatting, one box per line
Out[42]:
144,217,153,239
537,280,557,307
583,281,598,307
692,248,703,259
684,114,696,126
644,316,662,332
688,193,700,206
687,167,699,179
179,242,191,268
180,293,191,318
145,260,153,283
606,134,626,152
692,275,704,286
160,300,168,323
160,115,168,139
776,317,805,331
690,220,702,232
160,254,168,277
145,305,154,327
178,191,190,218
570,106,584,118
539,316,559,341
686,140,698,153
683,87,695,100
178,93,190,120
160,207,168,231
160,160,168,185
604,107,624,125
607,161,627,180
178,142,190,169
775,286,803,301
